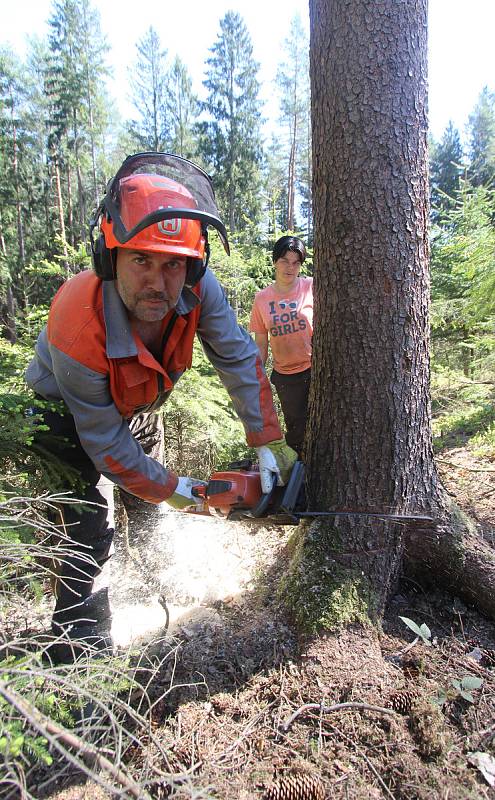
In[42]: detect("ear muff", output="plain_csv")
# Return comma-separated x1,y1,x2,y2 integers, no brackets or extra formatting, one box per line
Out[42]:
185,233,210,288
91,233,116,280
89,208,116,281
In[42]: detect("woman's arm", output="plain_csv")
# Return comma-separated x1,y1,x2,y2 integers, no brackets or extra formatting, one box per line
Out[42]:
254,332,269,364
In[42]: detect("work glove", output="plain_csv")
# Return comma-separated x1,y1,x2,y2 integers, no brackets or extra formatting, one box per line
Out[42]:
256,438,298,494
165,476,206,511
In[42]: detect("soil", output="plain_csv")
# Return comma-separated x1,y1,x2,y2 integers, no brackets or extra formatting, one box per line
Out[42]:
9,446,495,800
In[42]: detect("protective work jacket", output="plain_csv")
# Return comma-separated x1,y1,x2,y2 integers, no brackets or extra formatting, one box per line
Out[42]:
26,268,282,503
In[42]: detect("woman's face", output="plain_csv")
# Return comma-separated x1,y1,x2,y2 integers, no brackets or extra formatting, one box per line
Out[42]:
274,250,302,289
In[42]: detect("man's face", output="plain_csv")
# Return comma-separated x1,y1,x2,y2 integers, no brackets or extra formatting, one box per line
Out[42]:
115,248,187,322
274,250,302,288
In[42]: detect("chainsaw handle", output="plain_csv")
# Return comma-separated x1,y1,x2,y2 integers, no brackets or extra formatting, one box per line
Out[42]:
246,473,277,519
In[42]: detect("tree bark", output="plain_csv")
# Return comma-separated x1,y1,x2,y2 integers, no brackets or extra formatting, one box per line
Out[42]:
287,134,296,232
11,105,26,268
52,151,69,274
306,111,313,242
67,159,75,248
0,284,17,343
284,0,495,631
405,493,495,618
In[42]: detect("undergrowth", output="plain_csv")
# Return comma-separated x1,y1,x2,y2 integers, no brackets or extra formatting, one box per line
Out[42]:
431,364,495,457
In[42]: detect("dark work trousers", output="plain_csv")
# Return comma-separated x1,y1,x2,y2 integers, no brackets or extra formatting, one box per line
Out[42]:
33,403,164,636
270,367,311,458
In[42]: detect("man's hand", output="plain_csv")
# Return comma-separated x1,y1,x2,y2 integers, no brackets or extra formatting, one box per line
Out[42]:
256,439,298,494
165,476,206,511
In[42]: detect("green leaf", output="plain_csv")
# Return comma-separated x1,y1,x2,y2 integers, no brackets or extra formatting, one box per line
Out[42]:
461,675,483,691
399,616,431,644
419,623,432,640
399,616,422,637
459,690,475,703
432,689,448,707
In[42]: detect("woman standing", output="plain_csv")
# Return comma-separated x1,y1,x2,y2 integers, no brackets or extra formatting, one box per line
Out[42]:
250,236,313,457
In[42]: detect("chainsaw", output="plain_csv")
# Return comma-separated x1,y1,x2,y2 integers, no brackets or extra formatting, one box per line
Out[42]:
191,460,434,526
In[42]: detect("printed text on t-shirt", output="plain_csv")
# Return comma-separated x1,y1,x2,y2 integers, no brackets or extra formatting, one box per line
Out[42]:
268,299,307,337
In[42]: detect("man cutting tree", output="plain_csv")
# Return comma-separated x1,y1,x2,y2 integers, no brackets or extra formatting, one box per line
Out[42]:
26,152,297,663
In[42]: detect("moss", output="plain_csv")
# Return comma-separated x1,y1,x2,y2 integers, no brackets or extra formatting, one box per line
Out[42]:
278,520,378,634
408,699,449,760
441,494,478,577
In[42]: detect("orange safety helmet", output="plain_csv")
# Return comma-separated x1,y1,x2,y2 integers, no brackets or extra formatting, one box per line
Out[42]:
90,152,229,283
100,174,206,259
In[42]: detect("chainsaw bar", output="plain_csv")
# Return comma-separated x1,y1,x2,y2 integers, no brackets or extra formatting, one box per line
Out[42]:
200,460,434,526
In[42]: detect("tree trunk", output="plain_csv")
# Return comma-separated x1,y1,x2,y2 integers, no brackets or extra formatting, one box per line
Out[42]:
81,0,99,210
11,109,26,268
228,67,236,233
306,111,313,243
0,208,7,258
405,493,495,618
52,152,69,274
67,160,75,248
1,285,17,343
74,128,86,240
287,135,296,232
283,0,495,632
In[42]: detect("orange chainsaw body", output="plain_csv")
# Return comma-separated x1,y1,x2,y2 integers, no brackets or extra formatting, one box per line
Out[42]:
202,469,263,516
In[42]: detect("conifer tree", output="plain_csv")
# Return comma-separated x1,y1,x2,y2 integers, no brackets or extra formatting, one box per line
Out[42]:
262,137,288,239
467,86,495,188
128,26,170,152
78,0,111,207
45,0,109,246
199,11,263,233
167,56,198,160
275,15,310,234
0,48,27,339
300,0,495,628
1,41,63,313
0,48,28,272
429,121,464,219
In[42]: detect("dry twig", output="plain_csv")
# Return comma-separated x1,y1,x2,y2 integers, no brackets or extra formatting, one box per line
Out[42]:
280,700,398,733
0,679,150,800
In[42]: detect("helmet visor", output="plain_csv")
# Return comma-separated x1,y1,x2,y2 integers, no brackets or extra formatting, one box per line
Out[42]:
100,152,229,254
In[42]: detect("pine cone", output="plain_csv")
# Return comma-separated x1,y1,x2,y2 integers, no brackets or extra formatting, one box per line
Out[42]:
153,782,171,799
263,772,326,800
388,689,418,714
169,743,201,772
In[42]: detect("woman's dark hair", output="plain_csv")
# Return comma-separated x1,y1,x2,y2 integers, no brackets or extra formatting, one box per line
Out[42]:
272,235,306,264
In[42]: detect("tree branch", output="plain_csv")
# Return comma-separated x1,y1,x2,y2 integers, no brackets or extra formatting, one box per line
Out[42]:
0,679,152,800
280,700,398,733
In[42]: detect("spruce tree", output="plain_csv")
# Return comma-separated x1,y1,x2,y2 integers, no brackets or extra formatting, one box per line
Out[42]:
199,11,263,234
0,48,26,338
275,15,310,235
167,56,198,160
467,86,495,188
262,137,288,239
45,0,109,245
429,121,464,219
128,26,170,152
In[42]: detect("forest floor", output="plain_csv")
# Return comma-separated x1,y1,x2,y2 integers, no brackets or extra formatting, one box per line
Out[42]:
21,445,495,800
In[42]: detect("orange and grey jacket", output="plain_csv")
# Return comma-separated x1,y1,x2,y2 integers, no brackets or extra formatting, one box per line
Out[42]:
25,268,282,503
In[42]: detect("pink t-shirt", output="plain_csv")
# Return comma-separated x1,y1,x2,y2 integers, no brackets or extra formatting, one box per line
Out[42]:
250,276,313,374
